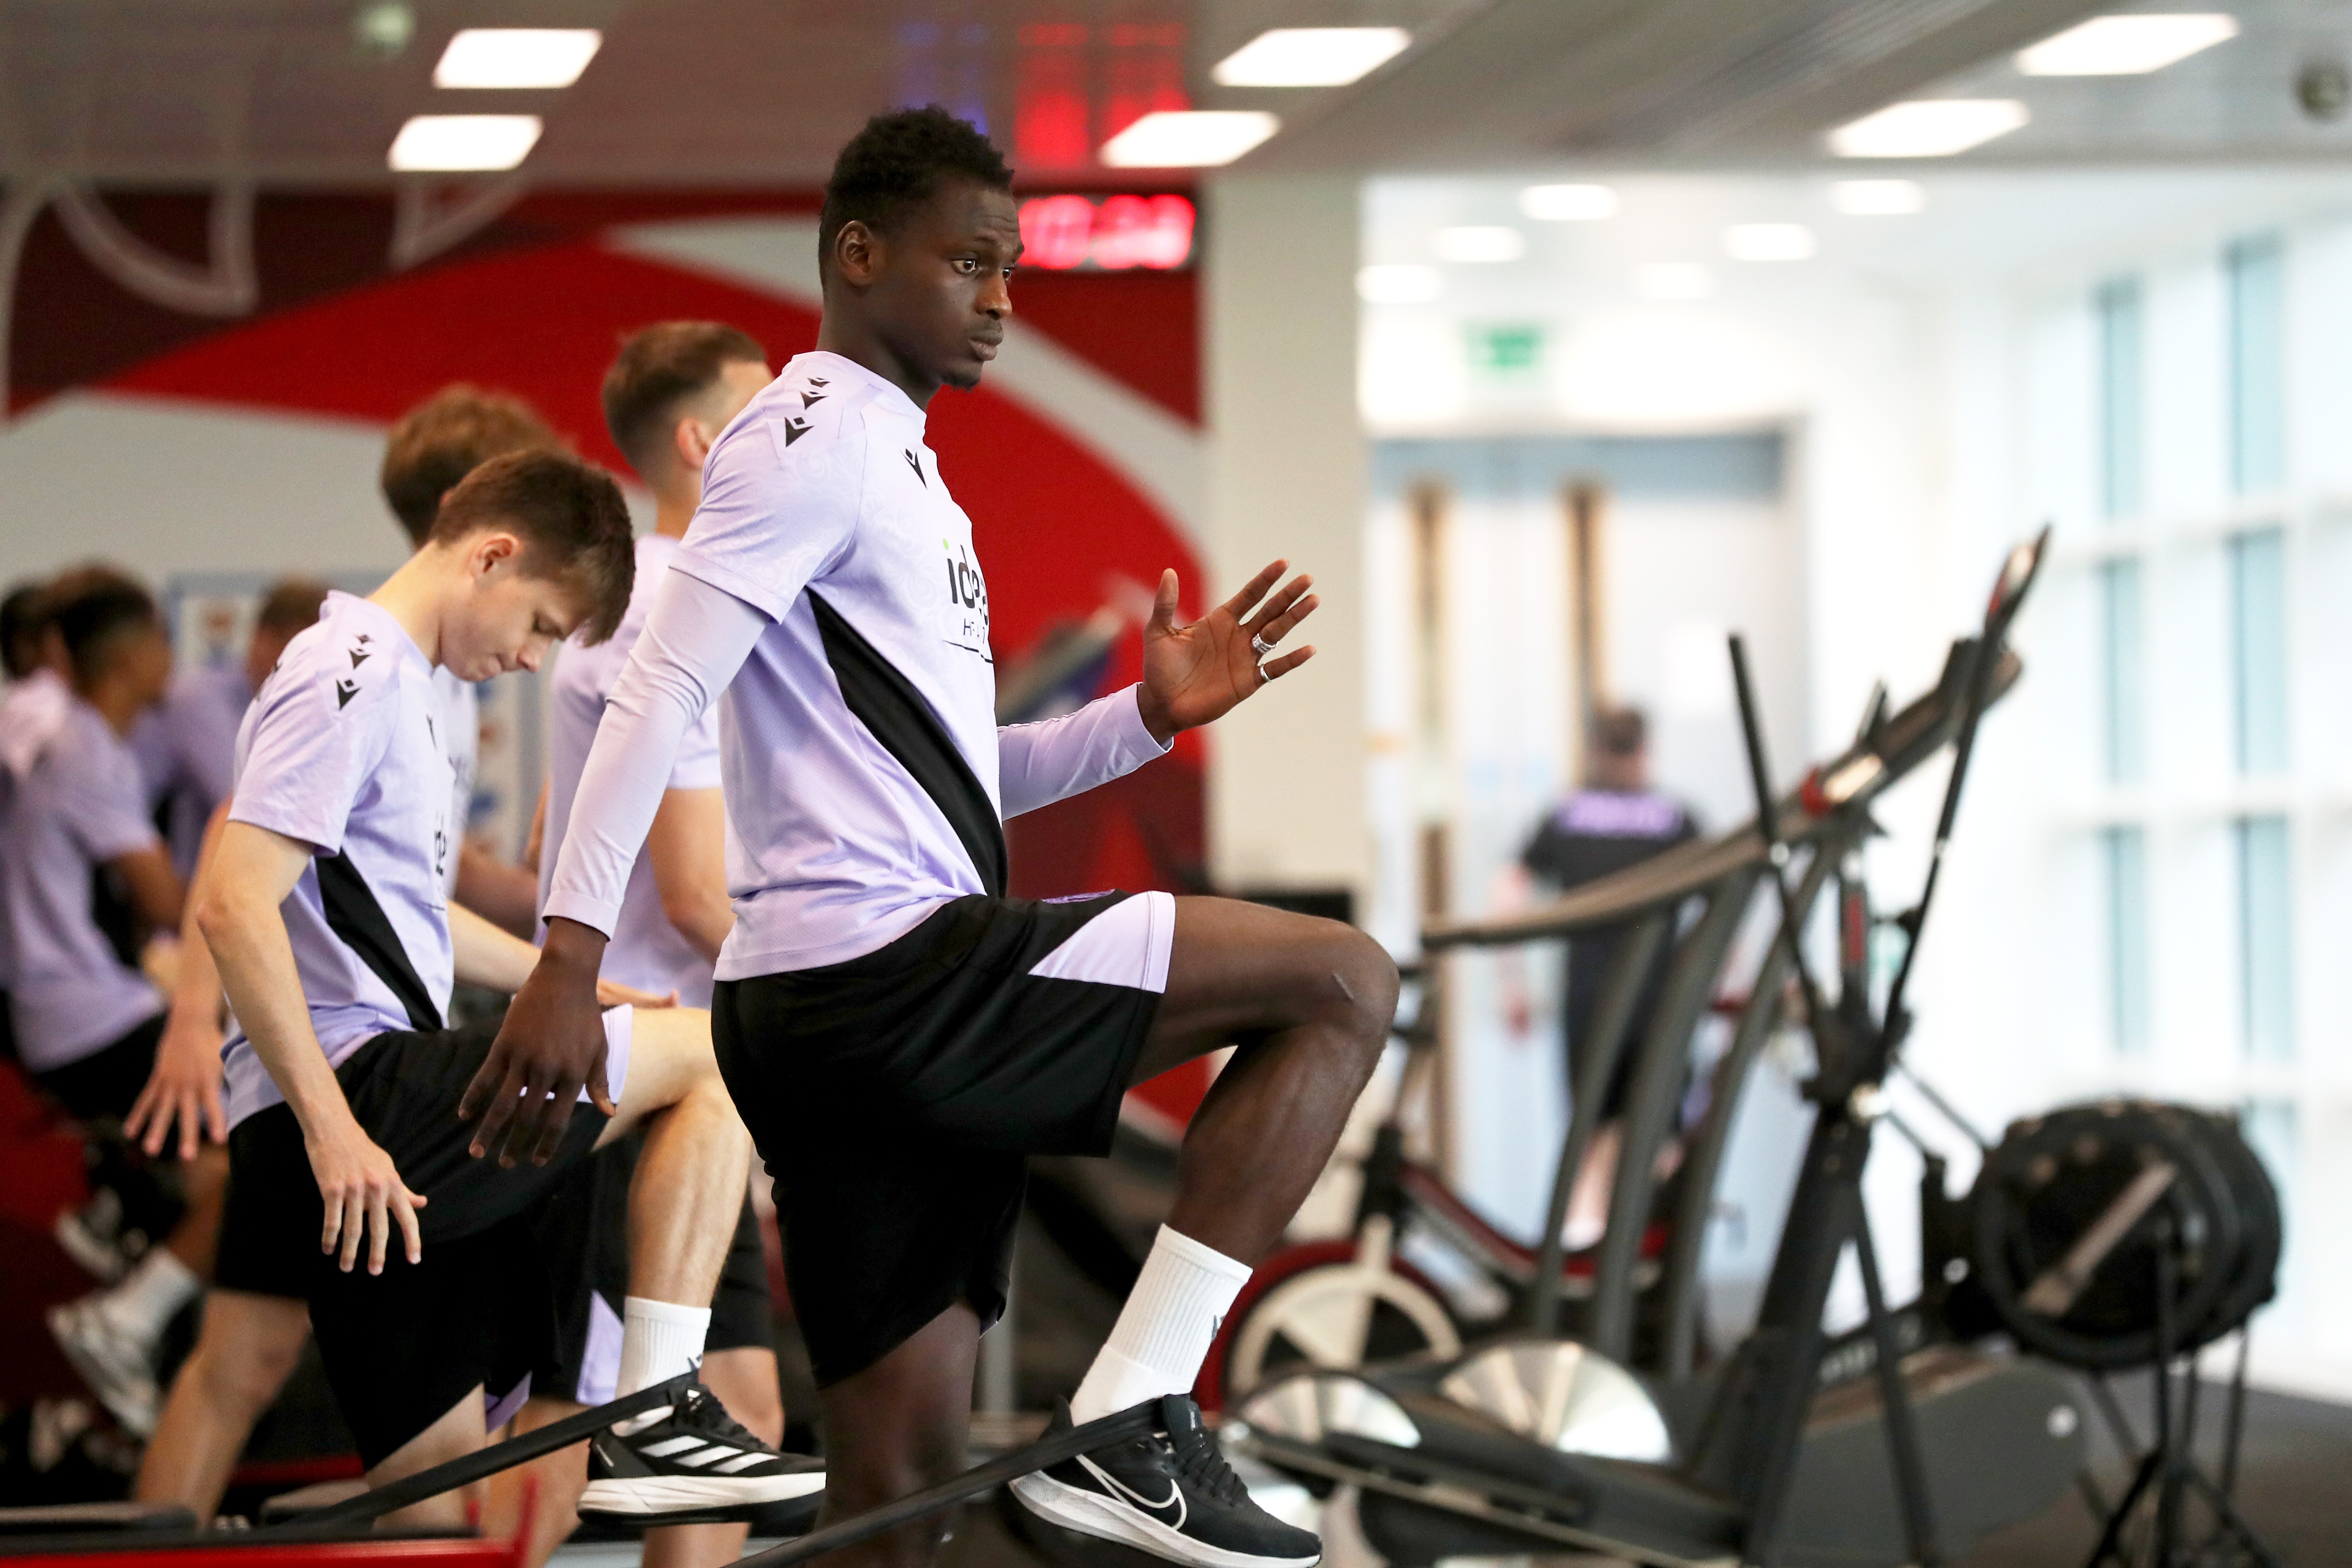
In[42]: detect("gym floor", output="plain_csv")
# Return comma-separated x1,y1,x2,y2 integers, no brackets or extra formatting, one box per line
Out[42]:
587,1375,2336,1568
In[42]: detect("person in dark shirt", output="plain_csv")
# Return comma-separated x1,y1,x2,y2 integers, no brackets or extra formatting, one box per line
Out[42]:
1504,706,1696,1246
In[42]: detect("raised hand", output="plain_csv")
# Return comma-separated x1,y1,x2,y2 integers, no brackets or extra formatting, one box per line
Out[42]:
457,917,614,1168
1136,561,1319,744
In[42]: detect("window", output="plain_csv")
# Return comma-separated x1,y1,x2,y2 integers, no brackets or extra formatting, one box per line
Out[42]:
2100,558,2144,784
2236,815,2293,1061
2228,529,2288,775
2227,236,2286,494
2096,277,2143,519
2104,826,2150,1054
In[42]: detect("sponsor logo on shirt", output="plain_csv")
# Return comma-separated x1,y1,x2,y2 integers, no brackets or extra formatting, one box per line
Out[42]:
940,540,991,661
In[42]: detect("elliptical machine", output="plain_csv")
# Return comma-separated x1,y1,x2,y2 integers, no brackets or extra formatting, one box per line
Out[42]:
1234,533,2089,1568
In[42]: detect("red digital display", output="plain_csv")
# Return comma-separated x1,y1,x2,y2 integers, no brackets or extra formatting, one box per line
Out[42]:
1018,194,1195,271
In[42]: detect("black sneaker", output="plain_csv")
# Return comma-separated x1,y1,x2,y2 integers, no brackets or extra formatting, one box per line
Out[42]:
1010,1395,1321,1568
578,1380,825,1523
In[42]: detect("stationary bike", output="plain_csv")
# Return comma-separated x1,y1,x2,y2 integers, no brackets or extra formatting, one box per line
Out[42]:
1197,976,1692,1414
1235,533,2090,1568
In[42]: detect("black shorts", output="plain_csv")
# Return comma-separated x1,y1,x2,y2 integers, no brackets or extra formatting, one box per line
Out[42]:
712,890,1168,1388
215,1020,611,1467
33,1012,166,1122
533,1127,774,1407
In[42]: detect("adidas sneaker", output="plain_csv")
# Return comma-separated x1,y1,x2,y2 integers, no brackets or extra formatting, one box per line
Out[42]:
578,1380,824,1523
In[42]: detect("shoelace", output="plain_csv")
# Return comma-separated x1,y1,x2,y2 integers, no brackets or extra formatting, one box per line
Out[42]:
1162,1414,1250,1507
671,1384,778,1457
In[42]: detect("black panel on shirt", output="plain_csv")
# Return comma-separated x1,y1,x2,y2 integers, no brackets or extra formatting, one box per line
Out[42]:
808,590,1009,900
316,850,445,1033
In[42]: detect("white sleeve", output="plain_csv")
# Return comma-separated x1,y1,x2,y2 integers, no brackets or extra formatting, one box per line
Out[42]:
997,684,1172,820
541,572,767,935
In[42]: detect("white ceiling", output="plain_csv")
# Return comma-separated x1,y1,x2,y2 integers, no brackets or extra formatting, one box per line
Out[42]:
4,0,2351,185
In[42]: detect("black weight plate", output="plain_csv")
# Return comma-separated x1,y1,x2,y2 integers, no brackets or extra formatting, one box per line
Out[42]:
1969,1101,2242,1371
2176,1108,2281,1348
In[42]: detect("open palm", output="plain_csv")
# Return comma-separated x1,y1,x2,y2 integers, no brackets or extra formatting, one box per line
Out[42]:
1137,560,1319,743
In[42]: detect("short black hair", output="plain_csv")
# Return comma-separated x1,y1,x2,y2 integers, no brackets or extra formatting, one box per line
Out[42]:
47,568,160,687
603,321,768,477
1591,706,1648,758
2,579,46,678
431,450,635,645
818,106,1014,275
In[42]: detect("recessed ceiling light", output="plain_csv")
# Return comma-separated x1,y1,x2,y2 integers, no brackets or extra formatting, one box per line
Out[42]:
1520,184,1618,221
1100,110,1279,167
1636,263,1713,301
1830,100,2028,157
2016,13,2238,76
1433,226,1525,263
1725,223,1815,261
1358,265,1443,304
389,114,543,171
1213,27,1411,87
1832,178,1927,214
433,28,602,89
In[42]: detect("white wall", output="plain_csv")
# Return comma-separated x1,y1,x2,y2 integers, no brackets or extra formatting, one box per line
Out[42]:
1203,174,1372,908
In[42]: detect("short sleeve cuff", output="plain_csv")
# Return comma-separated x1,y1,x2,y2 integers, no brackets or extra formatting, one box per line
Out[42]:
541,889,622,938
669,552,789,625
226,802,341,860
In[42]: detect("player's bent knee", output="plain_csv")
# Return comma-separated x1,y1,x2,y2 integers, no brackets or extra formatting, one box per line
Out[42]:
1318,923,1401,1044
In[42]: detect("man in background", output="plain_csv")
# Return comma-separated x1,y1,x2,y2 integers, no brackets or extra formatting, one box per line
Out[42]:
5,570,218,1435
135,580,331,881
1501,706,1697,1247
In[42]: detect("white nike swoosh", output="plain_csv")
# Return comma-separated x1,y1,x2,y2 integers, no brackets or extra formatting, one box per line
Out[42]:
1079,1454,1188,1532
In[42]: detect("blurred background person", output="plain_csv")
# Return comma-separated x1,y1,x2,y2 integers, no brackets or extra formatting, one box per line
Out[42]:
1497,706,1696,1248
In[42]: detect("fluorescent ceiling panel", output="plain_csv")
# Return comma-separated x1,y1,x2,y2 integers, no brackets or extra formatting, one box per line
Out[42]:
1358,265,1443,304
389,114,543,171
1433,226,1525,263
1213,27,1411,87
1101,111,1278,167
1725,223,1815,261
434,28,602,89
2016,13,2238,75
1520,184,1618,221
1636,263,1713,301
1830,100,2028,157
1831,179,1927,214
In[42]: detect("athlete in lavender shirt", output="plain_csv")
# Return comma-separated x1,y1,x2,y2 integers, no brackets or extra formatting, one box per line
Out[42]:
490,110,1398,1568
5,572,222,1436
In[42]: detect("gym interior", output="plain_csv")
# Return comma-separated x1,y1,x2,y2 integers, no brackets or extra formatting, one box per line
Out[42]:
2,3,2347,1567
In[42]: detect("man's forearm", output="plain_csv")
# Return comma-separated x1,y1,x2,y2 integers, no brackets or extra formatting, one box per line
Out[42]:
450,900,541,993
168,807,232,1031
457,844,540,939
196,880,353,1137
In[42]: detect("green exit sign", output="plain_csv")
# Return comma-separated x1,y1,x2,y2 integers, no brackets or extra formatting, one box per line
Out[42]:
1466,322,1544,376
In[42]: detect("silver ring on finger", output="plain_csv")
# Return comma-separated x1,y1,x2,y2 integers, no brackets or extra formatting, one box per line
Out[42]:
1251,633,1277,658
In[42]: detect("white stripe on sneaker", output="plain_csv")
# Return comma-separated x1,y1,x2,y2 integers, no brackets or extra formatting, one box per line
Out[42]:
642,1435,706,1458
715,1452,775,1474
676,1446,743,1468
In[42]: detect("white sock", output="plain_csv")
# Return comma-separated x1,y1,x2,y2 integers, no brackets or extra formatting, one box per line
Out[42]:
613,1296,710,1432
1070,1226,1252,1425
98,1248,198,1347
